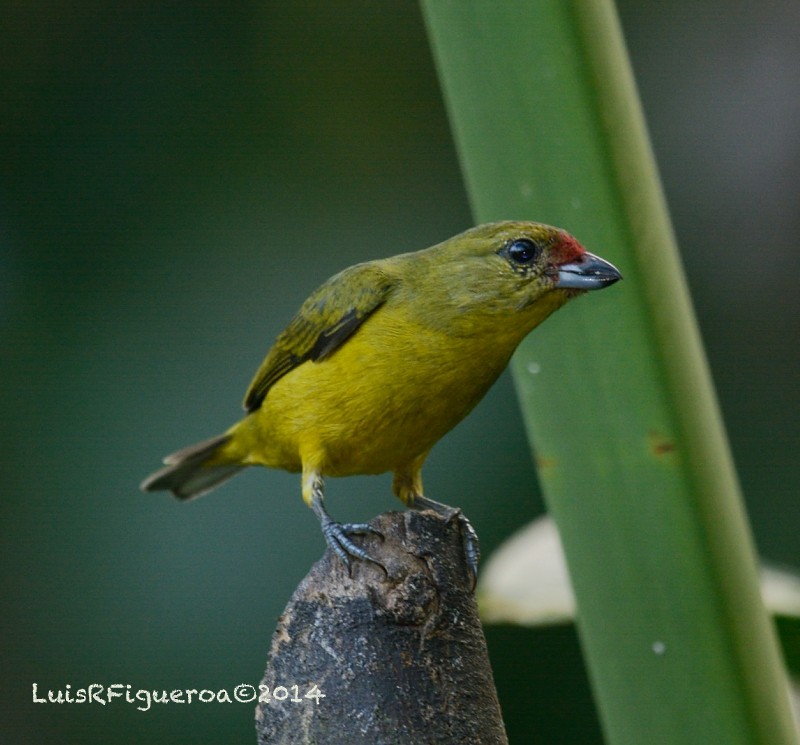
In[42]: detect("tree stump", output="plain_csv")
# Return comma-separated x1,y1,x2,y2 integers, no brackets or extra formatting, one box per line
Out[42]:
255,510,508,744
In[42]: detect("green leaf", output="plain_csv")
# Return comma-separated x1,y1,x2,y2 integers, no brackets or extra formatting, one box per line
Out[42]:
421,1,799,743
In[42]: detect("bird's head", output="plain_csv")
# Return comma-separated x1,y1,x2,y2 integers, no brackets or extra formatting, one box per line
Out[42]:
411,221,621,335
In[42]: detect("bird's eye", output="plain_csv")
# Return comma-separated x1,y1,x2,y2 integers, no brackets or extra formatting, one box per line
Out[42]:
505,238,540,265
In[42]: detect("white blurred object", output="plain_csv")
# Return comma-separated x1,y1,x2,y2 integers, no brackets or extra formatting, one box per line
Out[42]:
478,515,800,625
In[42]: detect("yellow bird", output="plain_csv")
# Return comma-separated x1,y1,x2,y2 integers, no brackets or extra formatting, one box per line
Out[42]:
142,221,620,582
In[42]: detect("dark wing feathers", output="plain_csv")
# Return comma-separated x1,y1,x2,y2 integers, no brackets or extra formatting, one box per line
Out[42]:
243,262,397,412
307,308,362,360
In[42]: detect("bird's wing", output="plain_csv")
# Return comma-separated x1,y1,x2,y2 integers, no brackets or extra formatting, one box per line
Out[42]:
243,262,398,412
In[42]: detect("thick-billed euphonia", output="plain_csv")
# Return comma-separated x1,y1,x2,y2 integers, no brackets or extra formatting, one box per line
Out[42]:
142,221,621,583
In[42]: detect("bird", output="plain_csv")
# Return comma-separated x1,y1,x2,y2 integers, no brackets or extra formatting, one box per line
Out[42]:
141,221,621,584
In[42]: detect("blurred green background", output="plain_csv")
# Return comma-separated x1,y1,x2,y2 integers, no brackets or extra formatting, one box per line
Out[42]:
2,2,798,743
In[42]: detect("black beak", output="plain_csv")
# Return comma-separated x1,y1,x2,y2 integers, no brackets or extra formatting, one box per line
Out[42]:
556,252,622,290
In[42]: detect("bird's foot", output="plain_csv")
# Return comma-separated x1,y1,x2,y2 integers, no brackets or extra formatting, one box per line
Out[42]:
319,517,386,576
308,479,386,577
411,495,480,590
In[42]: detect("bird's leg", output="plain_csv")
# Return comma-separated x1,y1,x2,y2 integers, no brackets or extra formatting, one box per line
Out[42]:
304,470,385,575
410,495,480,589
393,470,480,589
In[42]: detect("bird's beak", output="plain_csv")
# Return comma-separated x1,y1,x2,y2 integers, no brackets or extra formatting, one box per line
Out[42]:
556,252,622,290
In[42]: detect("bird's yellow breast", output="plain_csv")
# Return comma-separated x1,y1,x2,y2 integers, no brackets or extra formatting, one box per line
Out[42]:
229,301,534,478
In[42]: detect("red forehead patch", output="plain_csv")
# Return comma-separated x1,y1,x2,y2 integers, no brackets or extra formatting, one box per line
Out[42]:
553,232,586,264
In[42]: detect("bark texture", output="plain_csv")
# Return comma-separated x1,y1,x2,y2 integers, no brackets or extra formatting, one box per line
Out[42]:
255,510,508,744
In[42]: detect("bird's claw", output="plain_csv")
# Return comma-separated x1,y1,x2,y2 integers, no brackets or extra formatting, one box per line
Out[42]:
411,495,480,590
455,512,481,589
320,518,387,576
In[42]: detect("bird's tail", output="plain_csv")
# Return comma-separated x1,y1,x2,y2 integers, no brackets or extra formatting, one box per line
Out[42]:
140,434,245,500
